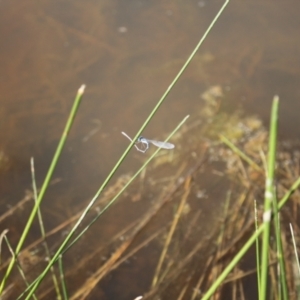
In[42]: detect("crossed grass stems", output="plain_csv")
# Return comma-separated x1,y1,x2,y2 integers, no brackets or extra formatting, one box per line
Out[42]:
1,0,300,298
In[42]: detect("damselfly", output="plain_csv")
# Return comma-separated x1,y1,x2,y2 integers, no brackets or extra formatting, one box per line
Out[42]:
137,136,174,152
122,132,175,153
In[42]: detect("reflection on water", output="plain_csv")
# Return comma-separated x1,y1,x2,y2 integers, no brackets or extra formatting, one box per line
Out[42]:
1,0,300,299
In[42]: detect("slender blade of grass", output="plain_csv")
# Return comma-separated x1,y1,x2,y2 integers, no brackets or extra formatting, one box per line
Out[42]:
201,174,300,300
22,1,231,298
31,158,62,299
57,0,231,258
254,200,261,297
220,134,263,172
0,85,86,294
272,192,288,300
58,255,68,300
20,115,189,299
260,96,279,299
4,236,38,300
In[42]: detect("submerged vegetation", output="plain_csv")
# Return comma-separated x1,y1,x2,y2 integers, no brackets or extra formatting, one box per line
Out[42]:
1,0,300,299
1,87,300,300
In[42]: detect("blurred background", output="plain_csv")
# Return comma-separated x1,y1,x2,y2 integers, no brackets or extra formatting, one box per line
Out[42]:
1,0,300,299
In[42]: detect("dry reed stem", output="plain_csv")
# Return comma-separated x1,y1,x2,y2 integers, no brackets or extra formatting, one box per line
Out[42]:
269,252,278,299
209,191,233,300
282,229,294,296
71,209,177,299
176,280,190,300
143,225,220,299
0,176,129,273
7,101,300,299
38,219,140,299
238,276,246,300
215,219,254,262
34,151,206,299
0,191,33,223
190,255,214,300
0,230,9,265
108,228,165,273
70,239,134,300
210,264,221,300
232,267,237,300
152,176,192,287
69,155,206,299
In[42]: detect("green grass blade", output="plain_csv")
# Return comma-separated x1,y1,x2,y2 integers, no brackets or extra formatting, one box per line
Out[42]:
58,255,68,300
202,224,265,300
201,175,300,300
272,193,288,300
21,116,189,299
125,0,230,150
63,115,190,252
201,104,300,300
0,85,86,294
255,200,261,297
22,1,231,297
4,236,38,300
31,158,62,299
220,135,262,172
260,96,279,299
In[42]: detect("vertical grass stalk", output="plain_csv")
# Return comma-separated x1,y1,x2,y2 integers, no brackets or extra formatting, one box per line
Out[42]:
21,116,189,299
4,237,38,300
260,96,279,299
202,97,300,300
254,200,261,297
272,192,288,299
22,1,231,298
31,158,62,299
0,85,86,294
58,255,68,300
201,175,300,300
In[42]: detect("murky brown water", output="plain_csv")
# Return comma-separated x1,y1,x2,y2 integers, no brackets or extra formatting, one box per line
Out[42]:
1,0,300,299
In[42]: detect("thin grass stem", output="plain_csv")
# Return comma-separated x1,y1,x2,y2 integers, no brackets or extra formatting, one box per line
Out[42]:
220,134,262,172
0,85,86,293
4,236,38,300
151,176,191,287
260,96,279,299
22,2,230,298
15,0,230,296
254,200,261,297
63,116,190,253
20,116,189,299
290,223,300,276
290,223,300,297
58,255,68,300
0,229,9,265
201,166,300,300
30,158,62,299
272,193,288,300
